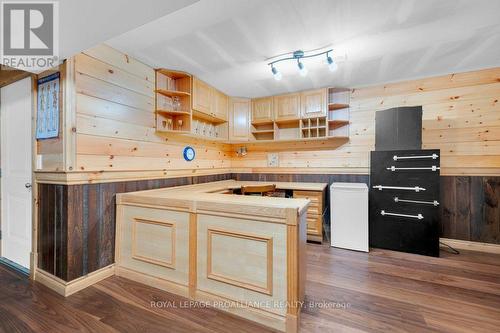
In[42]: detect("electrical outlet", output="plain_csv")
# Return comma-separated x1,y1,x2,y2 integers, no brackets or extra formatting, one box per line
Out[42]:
267,153,279,167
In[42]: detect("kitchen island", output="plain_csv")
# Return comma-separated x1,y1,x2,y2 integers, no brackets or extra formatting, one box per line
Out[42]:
115,180,326,332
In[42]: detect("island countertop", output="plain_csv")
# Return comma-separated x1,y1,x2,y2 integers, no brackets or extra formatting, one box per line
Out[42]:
115,179,324,332
117,180,327,220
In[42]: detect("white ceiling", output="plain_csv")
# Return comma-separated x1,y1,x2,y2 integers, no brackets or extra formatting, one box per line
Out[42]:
107,0,500,98
33,0,198,67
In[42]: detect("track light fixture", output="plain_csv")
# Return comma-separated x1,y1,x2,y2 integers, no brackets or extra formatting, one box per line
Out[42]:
268,48,337,79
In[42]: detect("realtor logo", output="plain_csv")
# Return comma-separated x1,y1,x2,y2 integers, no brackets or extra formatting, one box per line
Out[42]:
1,1,58,70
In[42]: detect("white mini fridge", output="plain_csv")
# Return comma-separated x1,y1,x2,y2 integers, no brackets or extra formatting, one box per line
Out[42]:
330,183,369,252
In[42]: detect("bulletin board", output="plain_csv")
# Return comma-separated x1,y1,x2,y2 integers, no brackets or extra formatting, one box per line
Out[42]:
36,72,60,139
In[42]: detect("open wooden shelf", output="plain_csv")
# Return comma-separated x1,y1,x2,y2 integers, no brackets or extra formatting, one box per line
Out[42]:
328,103,349,110
156,129,191,134
326,88,350,139
274,118,300,125
251,119,274,125
156,69,191,80
252,129,275,134
156,109,191,116
156,113,190,132
155,89,191,98
250,121,275,141
155,68,193,135
328,120,350,129
302,126,327,130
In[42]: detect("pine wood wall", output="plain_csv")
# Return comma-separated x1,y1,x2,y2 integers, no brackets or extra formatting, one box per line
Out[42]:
233,68,500,176
36,65,67,171
73,44,231,176
37,44,499,179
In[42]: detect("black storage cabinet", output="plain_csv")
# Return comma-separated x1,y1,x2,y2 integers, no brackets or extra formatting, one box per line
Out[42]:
369,149,440,257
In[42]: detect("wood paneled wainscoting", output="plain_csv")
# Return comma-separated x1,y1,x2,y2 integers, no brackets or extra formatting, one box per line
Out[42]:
37,173,233,282
440,176,500,244
37,172,499,287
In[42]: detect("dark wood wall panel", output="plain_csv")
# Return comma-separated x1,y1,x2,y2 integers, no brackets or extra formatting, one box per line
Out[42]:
54,186,68,280
67,185,83,281
38,184,55,275
38,173,499,282
440,176,500,244
234,173,369,184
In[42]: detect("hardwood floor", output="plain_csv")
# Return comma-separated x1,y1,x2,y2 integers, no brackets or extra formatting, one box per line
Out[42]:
1,244,499,332
302,244,500,332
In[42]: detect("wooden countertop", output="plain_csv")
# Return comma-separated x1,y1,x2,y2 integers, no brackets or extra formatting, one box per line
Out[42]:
117,180,327,221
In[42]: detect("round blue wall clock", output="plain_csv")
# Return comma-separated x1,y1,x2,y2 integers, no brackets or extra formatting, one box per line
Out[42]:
183,146,196,161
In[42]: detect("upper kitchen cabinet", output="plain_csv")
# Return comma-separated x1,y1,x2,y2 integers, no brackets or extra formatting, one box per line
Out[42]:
212,88,228,121
191,84,228,141
251,97,273,124
273,93,300,122
192,76,212,116
156,68,348,144
192,77,228,123
229,97,250,141
300,88,327,118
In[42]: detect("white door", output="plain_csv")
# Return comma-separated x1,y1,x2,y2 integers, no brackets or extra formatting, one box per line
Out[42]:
1,77,33,269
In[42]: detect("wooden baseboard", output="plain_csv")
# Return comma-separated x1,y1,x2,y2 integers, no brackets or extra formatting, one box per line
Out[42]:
285,314,299,333
115,265,286,332
34,265,115,297
30,252,37,280
194,290,286,332
115,266,190,298
440,238,500,255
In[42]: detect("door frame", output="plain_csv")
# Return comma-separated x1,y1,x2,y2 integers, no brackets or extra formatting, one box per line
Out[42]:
30,75,38,279
0,75,37,276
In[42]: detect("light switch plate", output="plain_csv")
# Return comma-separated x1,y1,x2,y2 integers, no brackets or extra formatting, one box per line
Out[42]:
267,153,279,167
36,155,43,170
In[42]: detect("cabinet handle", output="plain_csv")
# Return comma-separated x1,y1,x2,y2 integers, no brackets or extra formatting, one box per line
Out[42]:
394,197,439,206
372,185,426,192
386,166,440,172
393,154,438,161
381,210,423,220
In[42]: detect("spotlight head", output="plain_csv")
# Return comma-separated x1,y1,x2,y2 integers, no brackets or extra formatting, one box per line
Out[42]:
327,55,338,72
271,65,282,80
297,61,308,77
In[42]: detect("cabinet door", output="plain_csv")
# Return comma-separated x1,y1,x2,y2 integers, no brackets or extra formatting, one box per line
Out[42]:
229,98,250,141
213,89,228,121
192,77,212,115
300,88,327,118
273,93,300,120
251,97,273,123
